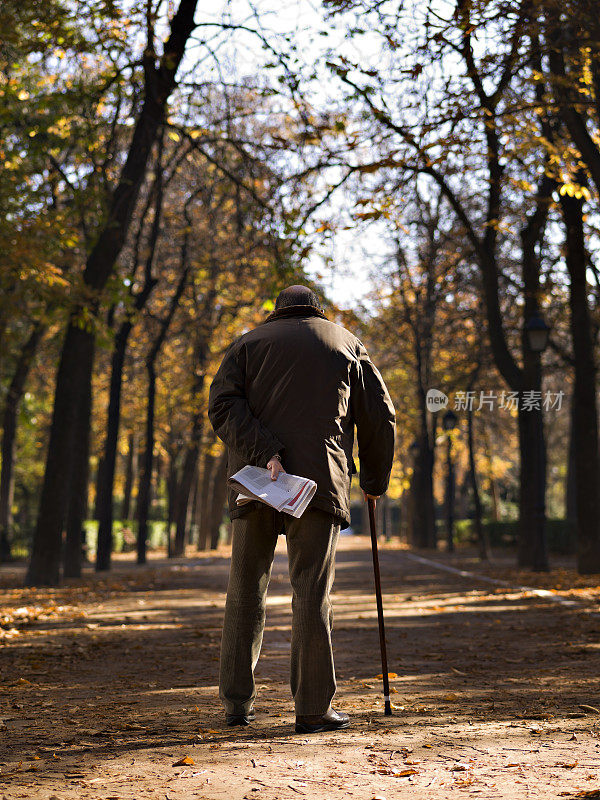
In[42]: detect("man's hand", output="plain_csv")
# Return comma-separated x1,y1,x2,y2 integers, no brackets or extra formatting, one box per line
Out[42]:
363,491,380,507
267,455,285,481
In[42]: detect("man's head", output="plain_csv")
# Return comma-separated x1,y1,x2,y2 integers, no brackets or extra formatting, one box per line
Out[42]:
274,285,322,311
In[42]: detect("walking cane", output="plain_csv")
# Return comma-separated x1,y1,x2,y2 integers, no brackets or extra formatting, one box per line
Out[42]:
367,496,392,716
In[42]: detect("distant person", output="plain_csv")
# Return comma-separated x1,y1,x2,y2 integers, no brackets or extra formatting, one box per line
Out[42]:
208,285,395,733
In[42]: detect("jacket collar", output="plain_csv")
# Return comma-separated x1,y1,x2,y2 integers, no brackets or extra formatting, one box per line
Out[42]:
264,304,327,324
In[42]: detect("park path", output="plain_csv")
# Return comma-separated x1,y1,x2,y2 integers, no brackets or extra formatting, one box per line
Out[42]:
1,535,600,800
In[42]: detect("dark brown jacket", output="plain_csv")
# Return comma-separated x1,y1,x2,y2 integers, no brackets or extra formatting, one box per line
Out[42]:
207,305,396,529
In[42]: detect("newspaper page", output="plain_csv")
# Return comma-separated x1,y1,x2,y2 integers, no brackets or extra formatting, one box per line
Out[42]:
228,465,317,518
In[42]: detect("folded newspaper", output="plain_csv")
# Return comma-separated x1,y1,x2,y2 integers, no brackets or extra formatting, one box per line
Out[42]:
228,465,316,518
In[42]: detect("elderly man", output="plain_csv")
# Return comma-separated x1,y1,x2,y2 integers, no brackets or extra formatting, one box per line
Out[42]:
208,285,395,733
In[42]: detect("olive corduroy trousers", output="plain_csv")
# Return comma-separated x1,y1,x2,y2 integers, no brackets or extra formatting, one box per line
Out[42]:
219,504,340,716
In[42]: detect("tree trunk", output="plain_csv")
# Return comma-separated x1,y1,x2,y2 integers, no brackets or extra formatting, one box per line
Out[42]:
0,322,44,562
561,191,600,573
153,453,163,525
444,436,455,553
26,325,96,586
63,369,92,578
197,448,216,551
467,404,489,561
515,176,553,571
482,425,500,522
411,407,436,549
189,462,201,546
96,147,162,567
383,494,392,541
166,446,179,557
517,403,548,570
566,393,577,523
25,0,199,587
121,432,136,521
136,361,157,566
96,324,131,568
93,456,105,521
172,419,203,557
401,488,410,544
209,450,229,550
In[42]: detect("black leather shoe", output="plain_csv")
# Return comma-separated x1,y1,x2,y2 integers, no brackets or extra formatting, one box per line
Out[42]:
295,707,350,734
226,709,255,726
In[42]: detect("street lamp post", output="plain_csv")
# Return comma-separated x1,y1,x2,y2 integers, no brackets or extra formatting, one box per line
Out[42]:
442,409,458,554
524,313,550,572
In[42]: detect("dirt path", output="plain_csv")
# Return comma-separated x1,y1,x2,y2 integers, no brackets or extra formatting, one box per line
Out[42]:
1,535,600,800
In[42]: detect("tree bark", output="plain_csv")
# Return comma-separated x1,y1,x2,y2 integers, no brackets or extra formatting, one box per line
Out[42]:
95,325,131,568
444,435,455,553
467,403,489,561
135,250,191,565
121,432,136,521
93,455,105,521
26,325,96,585
566,393,577,523
0,322,45,562
383,494,392,541
209,450,229,550
172,418,203,557
189,461,201,546
412,428,436,548
96,143,163,570
560,191,600,573
482,424,500,522
514,174,554,570
63,367,92,578
25,0,199,586
197,448,216,551
136,361,156,566
166,445,179,557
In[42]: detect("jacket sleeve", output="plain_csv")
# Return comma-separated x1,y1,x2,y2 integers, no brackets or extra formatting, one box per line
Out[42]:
208,338,284,468
350,340,396,496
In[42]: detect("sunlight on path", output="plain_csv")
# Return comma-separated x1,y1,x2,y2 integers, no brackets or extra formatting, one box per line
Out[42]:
1,536,599,799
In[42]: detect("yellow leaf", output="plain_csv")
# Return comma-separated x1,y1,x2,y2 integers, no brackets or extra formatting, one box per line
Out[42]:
172,756,194,767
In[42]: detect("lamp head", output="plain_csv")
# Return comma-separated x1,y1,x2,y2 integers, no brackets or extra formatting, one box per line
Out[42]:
525,314,550,353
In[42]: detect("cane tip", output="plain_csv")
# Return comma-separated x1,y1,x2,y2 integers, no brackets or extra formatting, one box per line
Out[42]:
384,701,392,716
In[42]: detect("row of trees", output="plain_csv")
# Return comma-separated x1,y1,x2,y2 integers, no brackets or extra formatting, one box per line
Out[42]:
0,0,323,584
1,0,599,583
320,0,600,573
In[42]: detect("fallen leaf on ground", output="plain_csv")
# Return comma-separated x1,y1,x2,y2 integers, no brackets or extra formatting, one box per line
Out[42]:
579,705,600,714
172,756,195,766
